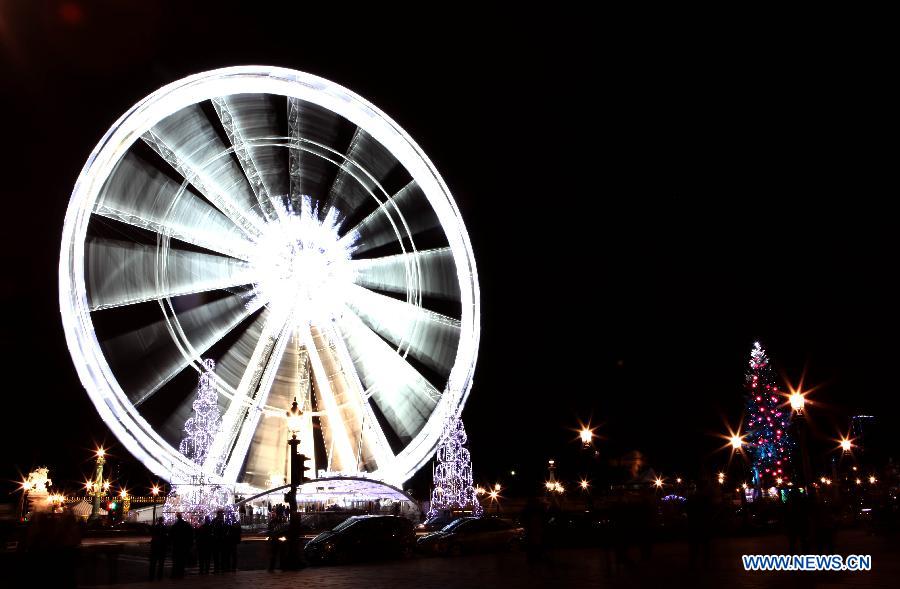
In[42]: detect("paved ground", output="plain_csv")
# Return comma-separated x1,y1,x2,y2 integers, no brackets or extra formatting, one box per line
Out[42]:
77,529,899,589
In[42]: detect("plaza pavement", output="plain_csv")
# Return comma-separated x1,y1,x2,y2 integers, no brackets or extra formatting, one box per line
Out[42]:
85,529,899,589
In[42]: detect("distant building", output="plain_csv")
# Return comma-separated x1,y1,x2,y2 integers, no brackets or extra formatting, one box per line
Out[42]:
849,415,888,463
850,415,878,454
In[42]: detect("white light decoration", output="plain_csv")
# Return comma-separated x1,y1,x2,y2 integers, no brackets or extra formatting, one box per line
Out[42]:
26,468,52,495
165,359,236,526
428,418,482,517
179,359,222,468
246,196,357,330
59,67,480,491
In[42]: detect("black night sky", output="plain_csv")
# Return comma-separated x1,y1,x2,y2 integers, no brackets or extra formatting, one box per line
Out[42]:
1,3,896,497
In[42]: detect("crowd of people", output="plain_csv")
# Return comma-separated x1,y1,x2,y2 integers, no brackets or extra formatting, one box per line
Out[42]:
148,510,242,581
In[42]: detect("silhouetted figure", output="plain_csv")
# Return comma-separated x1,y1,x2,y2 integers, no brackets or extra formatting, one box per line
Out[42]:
521,496,547,563
284,515,306,570
635,494,656,562
610,499,633,571
811,491,836,553
686,480,715,570
170,513,193,578
267,517,281,572
26,510,81,589
149,517,168,580
227,519,242,571
784,489,811,554
196,516,212,575
211,510,227,573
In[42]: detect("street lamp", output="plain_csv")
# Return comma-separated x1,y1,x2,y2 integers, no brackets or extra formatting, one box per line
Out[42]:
730,434,744,451
488,490,500,514
285,397,303,520
789,391,806,413
90,447,107,520
151,484,160,522
286,397,304,437
788,387,812,488
19,480,33,520
839,437,853,453
579,427,593,447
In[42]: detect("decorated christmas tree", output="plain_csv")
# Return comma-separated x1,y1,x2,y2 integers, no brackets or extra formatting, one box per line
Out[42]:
744,342,794,489
163,359,236,525
429,417,482,517
179,359,222,467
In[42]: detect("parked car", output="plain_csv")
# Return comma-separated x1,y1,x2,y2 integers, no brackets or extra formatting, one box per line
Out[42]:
417,517,524,555
304,515,415,565
416,511,462,533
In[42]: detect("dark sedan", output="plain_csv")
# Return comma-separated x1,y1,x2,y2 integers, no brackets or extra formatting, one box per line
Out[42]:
304,515,415,565
417,517,524,555
415,512,461,533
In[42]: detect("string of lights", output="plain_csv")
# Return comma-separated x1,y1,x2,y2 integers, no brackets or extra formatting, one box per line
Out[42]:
429,418,482,517
164,359,237,525
744,342,794,489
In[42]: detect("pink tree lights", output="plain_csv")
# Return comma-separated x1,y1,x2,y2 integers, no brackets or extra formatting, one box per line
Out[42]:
744,342,794,490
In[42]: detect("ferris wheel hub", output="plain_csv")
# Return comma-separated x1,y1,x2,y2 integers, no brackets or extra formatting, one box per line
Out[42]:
247,200,356,329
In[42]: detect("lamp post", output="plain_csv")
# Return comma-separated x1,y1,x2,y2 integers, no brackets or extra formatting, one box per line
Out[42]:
789,391,812,489
488,490,500,515
19,480,32,521
580,428,593,449
151,485,160,522
285,397,304,521
90,448,106,520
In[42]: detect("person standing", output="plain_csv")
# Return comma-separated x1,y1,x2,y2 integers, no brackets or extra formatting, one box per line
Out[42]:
227,518,242,571
520,495,547,564
211,509,227,573
196,516,212,575
266,516,281,572
170,513,193,579
148,517,168,581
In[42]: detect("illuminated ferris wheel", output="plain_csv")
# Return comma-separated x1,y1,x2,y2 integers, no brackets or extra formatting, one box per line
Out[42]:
60,67,479,489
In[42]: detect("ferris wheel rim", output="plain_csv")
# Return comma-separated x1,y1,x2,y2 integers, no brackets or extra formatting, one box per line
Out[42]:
59,66,480,488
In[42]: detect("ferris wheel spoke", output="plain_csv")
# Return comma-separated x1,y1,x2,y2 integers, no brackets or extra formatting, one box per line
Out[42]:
304,325,363,474
239,337,317,488
219,318,294,482
94,152,256,261
85,237,256,311
212,95,288,222
287,97,350,211
351,247,461,300
340,181,439,254
323,127,399,221
324,327,396,471
159,308,269,445
104,293,265,407
344,284,460,377
207,307,293,478
336,310,440,443
142,103,267,238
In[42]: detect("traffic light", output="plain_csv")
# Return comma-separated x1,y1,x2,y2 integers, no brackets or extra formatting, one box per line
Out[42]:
291,452,312,485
